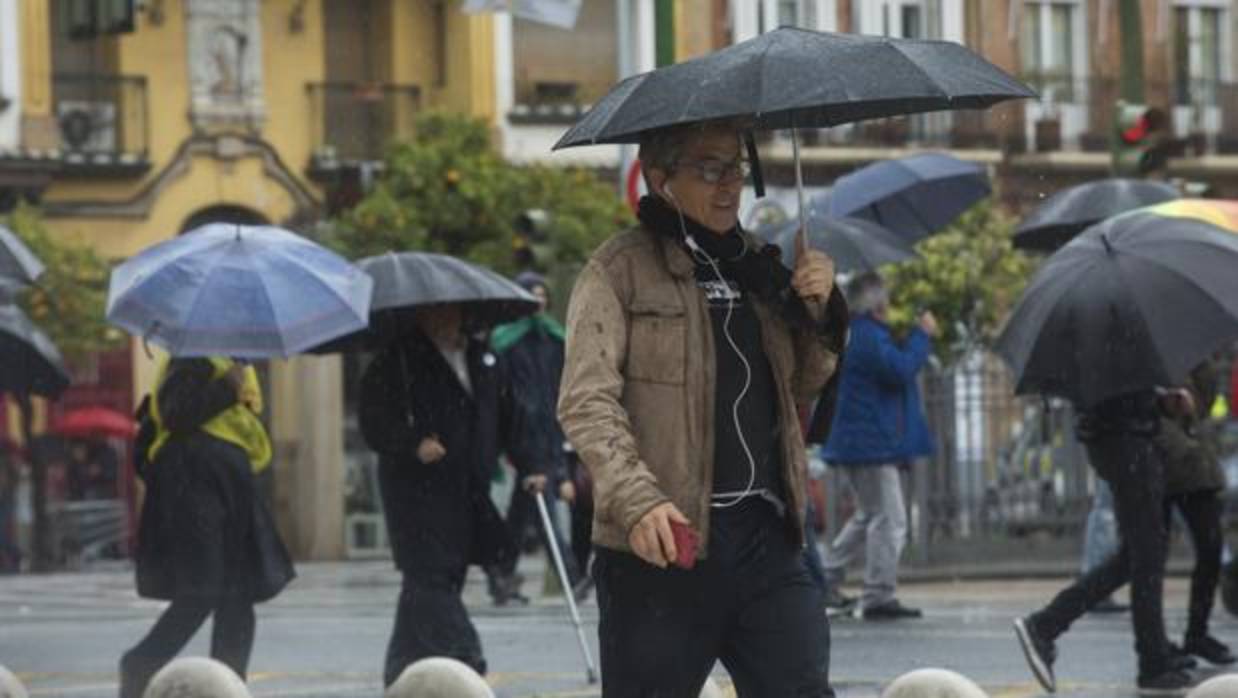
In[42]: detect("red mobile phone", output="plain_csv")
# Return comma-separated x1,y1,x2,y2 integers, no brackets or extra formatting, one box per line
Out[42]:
669,520,699,570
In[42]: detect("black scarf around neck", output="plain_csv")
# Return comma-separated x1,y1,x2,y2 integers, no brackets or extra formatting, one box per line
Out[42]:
636,195,811,324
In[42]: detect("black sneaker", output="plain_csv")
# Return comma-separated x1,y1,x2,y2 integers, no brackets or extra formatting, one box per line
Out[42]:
1184,634,1237,665
1014,616,1057,693
862,599,923,620
824,588,857,611
1136,668,1195,693
1166,642,1199,671
489,571,528,606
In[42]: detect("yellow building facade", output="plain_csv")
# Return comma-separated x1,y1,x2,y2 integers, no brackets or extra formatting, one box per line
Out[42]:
11,0,502,560
5,0,729,561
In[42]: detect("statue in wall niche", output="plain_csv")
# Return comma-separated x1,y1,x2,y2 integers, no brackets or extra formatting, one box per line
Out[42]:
185,0,265,131
207,25,248,101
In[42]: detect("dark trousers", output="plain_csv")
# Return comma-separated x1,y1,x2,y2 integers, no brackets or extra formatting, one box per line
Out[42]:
504,487,580,583
384,569,485,687
120,596,255,698
1031,433,1171,676
1167,490,1225,641
594,499,834,698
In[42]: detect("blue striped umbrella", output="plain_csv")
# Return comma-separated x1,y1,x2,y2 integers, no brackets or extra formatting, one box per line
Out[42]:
107,223,373,358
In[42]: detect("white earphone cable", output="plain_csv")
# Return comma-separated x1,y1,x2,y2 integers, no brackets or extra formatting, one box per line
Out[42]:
665,186,757,508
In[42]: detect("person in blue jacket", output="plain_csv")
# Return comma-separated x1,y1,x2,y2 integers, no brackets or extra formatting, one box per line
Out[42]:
820,271,937,620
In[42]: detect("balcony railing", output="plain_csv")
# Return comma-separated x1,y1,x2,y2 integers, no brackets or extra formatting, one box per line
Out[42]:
306,82,421,165
52,73,149,167
794,76,1238,157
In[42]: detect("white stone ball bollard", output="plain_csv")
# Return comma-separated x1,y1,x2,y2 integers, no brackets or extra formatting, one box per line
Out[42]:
143,657,250,698
0,666,28,698
1187,673,1238,698
385,657,495,698
881,668,989,698
698,676,726,698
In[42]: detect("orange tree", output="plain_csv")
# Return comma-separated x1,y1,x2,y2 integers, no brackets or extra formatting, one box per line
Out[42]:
324,111,633,290
2,203,119,570
882,200,1036,362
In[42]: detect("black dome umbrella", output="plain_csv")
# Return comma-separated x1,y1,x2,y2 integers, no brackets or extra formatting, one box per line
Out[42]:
995,212,1238,409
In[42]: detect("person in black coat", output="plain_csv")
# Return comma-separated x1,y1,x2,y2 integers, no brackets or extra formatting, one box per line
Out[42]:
360,304,548,686
120,358,294,698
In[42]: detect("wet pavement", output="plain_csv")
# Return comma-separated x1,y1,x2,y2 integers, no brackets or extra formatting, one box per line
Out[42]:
1,559,1236,697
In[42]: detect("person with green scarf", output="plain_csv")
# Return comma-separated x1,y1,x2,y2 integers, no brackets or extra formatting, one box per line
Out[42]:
120,357,294,698
487,272,589,604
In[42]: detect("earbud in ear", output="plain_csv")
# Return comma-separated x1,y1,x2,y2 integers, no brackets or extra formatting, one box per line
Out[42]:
664,183,676,202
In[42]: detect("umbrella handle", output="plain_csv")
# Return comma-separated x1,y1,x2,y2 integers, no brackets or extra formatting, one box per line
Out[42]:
790,121,808,261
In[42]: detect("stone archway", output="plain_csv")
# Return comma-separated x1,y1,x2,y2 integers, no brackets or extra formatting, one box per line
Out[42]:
178,203,268,234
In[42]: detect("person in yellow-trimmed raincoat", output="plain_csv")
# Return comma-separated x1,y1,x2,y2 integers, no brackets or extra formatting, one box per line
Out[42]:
119,357,294,698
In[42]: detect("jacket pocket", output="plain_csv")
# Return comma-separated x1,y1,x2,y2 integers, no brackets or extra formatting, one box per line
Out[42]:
626,303,687,385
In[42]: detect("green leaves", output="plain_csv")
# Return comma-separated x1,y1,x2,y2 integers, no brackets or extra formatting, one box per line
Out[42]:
325,111,632,279
2,203,121,361
883,200,1034,361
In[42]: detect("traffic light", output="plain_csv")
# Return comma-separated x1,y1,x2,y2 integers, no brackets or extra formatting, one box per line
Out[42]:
513,209,551,271
1112,101,1171,177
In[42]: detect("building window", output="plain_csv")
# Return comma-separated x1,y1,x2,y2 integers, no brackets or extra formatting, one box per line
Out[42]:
777,0,817,29
1174,3,1227,107
1021,1,1082,104
512,0,617,109
900,4,923,38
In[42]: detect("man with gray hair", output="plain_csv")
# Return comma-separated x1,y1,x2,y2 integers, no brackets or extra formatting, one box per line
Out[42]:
820,271,937,620
559,119,846,696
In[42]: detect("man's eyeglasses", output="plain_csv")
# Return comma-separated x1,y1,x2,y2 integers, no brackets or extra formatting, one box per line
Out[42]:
676,158,751,184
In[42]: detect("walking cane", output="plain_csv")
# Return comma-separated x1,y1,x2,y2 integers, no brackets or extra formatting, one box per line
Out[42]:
534,489,599,684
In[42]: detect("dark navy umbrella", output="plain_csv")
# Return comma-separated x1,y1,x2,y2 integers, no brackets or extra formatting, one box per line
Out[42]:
995,212,1238,408
1013,179,1180,252
762,213,917,273
828,153,990,242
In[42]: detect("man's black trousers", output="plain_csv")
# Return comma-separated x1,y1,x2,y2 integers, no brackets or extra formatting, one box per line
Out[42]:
594,498,835,697
1030,433,1172,677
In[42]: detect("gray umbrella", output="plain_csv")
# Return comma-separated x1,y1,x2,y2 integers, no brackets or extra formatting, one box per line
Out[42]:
0,304,70,398
1013,179,1180,252
314,252,540,352
0,224,45,287
554,27,1035,148
762,214,917,273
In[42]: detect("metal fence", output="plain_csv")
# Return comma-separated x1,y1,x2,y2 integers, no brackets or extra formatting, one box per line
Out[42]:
822,350,1098,569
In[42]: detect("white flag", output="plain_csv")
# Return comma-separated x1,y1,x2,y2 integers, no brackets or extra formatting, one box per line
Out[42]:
460,0,582,30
